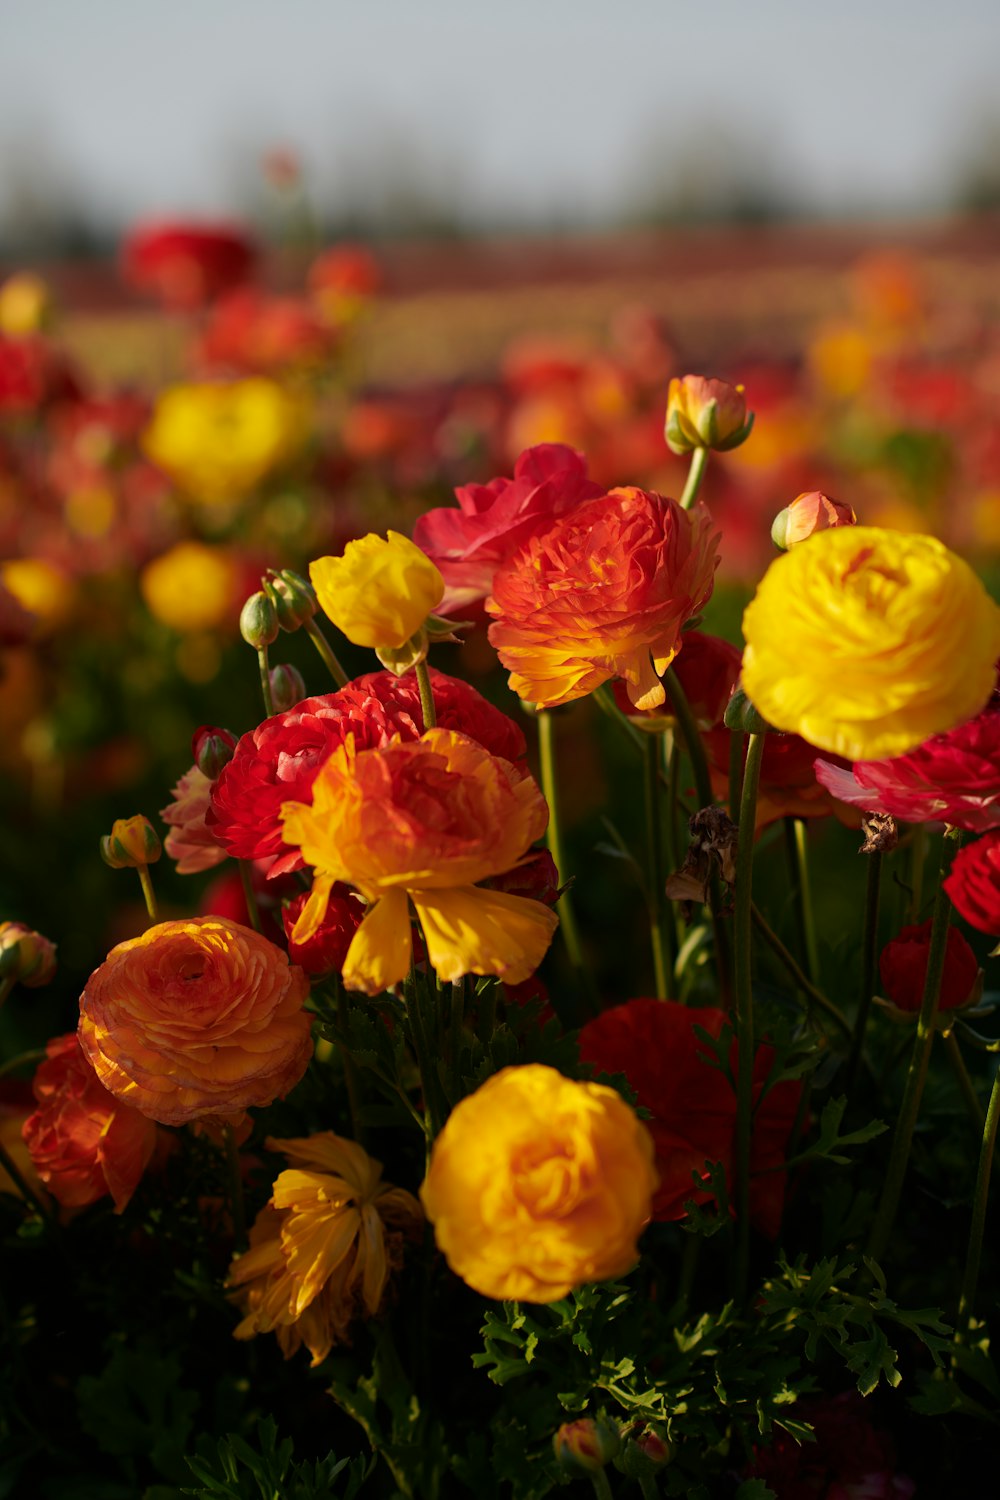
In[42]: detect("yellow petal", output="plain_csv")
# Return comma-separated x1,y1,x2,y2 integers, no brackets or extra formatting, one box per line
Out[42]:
411,885,558,986
290,874,336,944
341,887,412,995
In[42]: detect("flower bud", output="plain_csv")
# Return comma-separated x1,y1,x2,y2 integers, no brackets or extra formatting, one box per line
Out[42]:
615,1423,673,1479
664,374,754,455
771,491,857,550
552,1417,620,1475
268,662,306,713
0,921,57,988
263,568,318,631
879,920,980,1014
192,725,237,780
239,591,279,650
723,683,772,735
100,815,162,870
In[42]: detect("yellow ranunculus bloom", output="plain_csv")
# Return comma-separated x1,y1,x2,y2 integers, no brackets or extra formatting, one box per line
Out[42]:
309,531,443,650
143,378,304,504
140,542,240,633
420,1063,658,1302
742,526,1000,761
1,558,75,632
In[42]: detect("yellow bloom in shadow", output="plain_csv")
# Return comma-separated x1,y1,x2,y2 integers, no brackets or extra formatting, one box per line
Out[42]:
281,728,558,995
228,1133,422,1366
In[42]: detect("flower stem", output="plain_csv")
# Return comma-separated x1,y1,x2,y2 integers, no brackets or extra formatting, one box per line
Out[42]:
908,822,927,922
406,963,445,1139
536,709,588,988
868,843,953,1264
661,668,713,810
303,616,349,687
0,1139,53,1222
786,818,819,985
750,902,852,1040
0,1047,45,1078
258,647,276,717
944,1030,985,1132
136,866,159,924
956,1062,1000,1341
679,445,710,510
449,979,466,1103
846,848,883,1095
728,731,743,823
238,861,263,934
336,985,367,1147
414,658,437,730
638,1476,661,1500
733,732,766,1301
644,735,671,998
589,1470,615,1500
223,1122,247,1252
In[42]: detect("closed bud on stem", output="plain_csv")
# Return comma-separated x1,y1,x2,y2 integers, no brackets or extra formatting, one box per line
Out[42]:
771,491,857,550
723,683,772,735
376,625,430,677
240,591,279,650
192,725,237,780
0,921,57,988
665,374,754,455
100,815,162,870
268,662,306,712
615,1423,673,1479
263,568,318,631
553,1417,621,1475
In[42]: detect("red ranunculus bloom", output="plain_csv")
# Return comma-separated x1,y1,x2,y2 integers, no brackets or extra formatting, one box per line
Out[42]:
707,726,853,828
944,830,1000,935
198,288,337,374
22,1033,158,1212
745,1391,915,1498
412,443,603,613
487,488,719,711
122,221,257,308
578,998,801,1234
879,920,979,1012
814,694,1000,833
208,668,526,871
282,887,363,976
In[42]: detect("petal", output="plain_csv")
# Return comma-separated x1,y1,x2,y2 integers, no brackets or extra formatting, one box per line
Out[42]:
341,887,412,995
411,885,558,985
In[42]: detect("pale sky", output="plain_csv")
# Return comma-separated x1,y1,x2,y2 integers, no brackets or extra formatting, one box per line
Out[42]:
2,0,1000,230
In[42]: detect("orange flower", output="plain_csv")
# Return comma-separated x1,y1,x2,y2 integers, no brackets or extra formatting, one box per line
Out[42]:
486,487,719,710
78,917,312,1125
664,374,753,454
22,1033,158,1211
281,728,557,995
228,1132,422,1365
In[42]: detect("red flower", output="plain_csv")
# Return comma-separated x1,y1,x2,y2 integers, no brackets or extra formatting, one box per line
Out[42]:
122,221,257,308
282,887,363,976
944,831,1000,935
412,444,603,613
708,728,853,827
22,1033,158,1212
198,289,337,374
746,1391,915,1499
208,668,526,870
814,694,1000,833
578,999,801,1233
612,630,742,732
879,920,979,1012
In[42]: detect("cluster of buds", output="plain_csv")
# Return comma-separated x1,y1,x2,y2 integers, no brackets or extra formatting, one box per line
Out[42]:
553,1416,672,1488
664,375,754,456
0,921,57,991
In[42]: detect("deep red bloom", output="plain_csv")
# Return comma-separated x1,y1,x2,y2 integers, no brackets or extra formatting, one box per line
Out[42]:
578,999,800,1233
708,728,853,828
308,244,381,300
944,830,1000,935
208,668,526,870
22,1034,158,1212
746,1391,915,1499
0,335,81,412
879,920,979,1012
814,694,1000,833
122,221,257,308
484,849,561,906
412,443,603,613
282,887,363,976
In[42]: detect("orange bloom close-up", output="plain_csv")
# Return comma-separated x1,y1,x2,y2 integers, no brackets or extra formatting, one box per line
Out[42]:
485,486,719,710
78,917,313,1125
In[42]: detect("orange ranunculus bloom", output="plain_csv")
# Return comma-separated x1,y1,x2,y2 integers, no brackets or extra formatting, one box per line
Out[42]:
281,728,557,995
228,1132,422,1366
486,487,719,711
78,917,313,1125
22,1033,158,1212
420,1063,658,1302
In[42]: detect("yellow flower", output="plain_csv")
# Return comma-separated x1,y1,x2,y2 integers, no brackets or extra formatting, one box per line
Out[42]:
280,728,557,996
0,558,75,633
742,526,1000,760
143,378,304,504
310,532,443,650
0,272,52,336
420,1064,657,1303
140,542,240,633
228,1132,423,1366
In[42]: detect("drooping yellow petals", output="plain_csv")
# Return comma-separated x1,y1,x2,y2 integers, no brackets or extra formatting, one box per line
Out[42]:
411,885,559,986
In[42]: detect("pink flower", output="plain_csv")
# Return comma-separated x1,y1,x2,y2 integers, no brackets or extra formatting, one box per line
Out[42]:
412,443,602,613
160,765,229,874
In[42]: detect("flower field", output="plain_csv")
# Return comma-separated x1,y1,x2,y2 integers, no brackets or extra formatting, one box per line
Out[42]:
2,221,1000,1497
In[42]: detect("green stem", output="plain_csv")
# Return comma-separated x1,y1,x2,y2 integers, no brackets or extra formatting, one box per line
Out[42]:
449,979,466,1104
0,976,14,1009
238,861,263,934
0,1047,46,1078
750,902,852,1040
868,844,953,1264
258,647,276,716
136,866,159,923
536,709,588,986
956,1063,1000,1340
336,986,366,1147
223,1122,247,1252
791,819,820,984
589,1470,615,1500
733,732,766,1301
304,616,349,687
0,1139,53,1222
679,445,710,510
477,979,497,1046
661,668,713,810
728,730,743,823
909,823,927,922
944,1030,985,1132
414,658,437,730
638,1476,661,1500
406,964,445,1139
644,735,670,999
846,849,883,1094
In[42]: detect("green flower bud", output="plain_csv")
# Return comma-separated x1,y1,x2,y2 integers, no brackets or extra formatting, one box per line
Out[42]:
264,568,318,631
0,921,57,988
240,591,280,650
723,683,772,735
269,662,307,713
